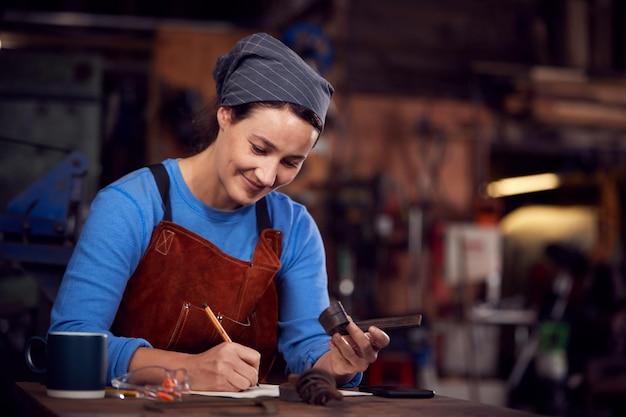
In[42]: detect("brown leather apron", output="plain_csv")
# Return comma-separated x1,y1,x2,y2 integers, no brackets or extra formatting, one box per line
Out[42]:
111,164,282,379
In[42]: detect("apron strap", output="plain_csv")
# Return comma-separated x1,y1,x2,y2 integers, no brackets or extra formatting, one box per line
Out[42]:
255,196,271,234
148,163,272,234
148,164,172,222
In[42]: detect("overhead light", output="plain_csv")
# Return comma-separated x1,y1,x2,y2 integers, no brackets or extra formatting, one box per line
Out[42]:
487,173,561,198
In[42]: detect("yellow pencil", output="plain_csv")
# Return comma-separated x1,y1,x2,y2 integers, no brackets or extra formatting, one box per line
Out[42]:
202,303,232,343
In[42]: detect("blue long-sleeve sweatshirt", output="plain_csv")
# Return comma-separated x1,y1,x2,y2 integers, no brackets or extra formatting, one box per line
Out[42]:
49,158,361,386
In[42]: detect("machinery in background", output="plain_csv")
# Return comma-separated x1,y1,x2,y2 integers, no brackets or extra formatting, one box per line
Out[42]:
0,150,88,268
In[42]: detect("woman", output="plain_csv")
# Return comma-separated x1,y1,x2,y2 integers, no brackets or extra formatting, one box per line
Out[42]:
50,33,389,391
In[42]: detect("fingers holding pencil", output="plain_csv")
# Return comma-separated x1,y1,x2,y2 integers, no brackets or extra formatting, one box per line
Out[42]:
181,303,261,390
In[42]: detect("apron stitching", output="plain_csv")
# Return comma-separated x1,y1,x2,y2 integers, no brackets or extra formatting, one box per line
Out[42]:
163,223,281,267
167,302,190,349
156,229,175,255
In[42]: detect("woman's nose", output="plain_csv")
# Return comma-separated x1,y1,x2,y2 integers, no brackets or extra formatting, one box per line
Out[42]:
255,162,278,187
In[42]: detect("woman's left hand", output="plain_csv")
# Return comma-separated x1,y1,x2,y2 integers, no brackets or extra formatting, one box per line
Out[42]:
314,321,390,384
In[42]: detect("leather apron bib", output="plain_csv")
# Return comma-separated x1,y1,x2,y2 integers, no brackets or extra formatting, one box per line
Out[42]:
111,164,282,379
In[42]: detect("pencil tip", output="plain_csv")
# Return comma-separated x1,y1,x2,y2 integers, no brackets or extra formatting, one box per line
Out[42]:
202,303,208,308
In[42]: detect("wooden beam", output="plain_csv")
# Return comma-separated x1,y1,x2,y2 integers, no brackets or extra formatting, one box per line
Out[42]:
565,0,589,68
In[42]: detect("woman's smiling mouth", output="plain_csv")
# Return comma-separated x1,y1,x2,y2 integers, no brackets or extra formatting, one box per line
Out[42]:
241,173,265,194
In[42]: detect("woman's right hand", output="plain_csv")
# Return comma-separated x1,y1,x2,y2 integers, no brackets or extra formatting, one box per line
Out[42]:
183,342,260,391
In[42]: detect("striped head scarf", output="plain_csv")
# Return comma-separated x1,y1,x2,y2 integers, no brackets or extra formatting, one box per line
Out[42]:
213,33,334,127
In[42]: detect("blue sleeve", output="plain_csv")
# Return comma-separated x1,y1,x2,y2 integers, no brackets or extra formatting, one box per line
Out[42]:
49,186,152,383
277,207,362,387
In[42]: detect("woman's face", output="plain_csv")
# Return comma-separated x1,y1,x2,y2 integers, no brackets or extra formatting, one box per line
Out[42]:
212,106,318,209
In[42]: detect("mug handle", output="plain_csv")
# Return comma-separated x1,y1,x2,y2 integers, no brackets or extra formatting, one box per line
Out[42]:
24,336,47,374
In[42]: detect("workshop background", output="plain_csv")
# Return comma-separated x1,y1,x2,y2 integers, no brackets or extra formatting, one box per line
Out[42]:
1,1,626,416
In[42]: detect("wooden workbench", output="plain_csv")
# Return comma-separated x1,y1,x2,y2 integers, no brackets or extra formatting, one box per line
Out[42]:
14,381,543,417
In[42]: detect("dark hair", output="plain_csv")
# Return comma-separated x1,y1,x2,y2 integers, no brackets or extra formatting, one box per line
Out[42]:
190,101,323,154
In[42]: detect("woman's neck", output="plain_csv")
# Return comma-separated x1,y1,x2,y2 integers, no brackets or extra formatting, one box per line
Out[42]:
179,147,228,209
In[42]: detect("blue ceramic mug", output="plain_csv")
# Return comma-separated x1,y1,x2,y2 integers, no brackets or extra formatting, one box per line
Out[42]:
25,331,108,399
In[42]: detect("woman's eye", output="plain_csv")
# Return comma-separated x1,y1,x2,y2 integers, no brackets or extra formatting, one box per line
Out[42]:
251,144,266,155
282,160,299,168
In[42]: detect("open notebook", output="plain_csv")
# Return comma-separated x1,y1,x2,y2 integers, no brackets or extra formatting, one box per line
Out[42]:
189,384,372,399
